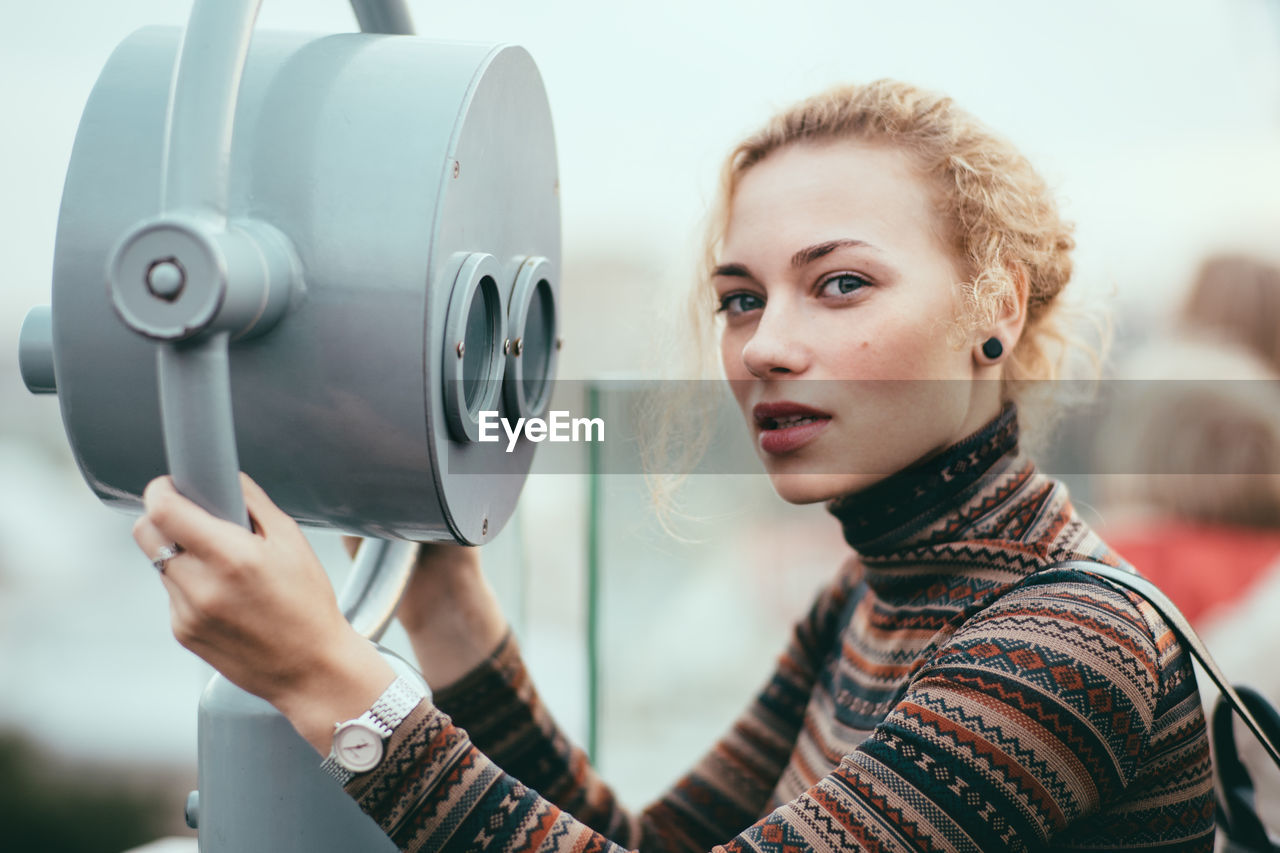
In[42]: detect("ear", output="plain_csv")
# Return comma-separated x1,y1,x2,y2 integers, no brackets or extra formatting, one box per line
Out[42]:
975,262,1030,365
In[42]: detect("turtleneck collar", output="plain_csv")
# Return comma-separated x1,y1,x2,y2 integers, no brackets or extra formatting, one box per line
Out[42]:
825,403,1022,555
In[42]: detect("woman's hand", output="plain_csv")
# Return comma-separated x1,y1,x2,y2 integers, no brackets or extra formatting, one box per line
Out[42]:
134,474,396,754
344,536,509,688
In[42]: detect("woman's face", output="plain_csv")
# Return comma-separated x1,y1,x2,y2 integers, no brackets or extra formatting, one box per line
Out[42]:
716,140,1007,504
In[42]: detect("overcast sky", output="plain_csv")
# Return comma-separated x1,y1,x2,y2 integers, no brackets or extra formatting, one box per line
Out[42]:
2,0,1278,340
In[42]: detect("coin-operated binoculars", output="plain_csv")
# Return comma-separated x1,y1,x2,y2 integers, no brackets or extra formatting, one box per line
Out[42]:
16,0,560,848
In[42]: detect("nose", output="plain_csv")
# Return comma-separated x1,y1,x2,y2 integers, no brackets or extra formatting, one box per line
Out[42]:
739,303,811,379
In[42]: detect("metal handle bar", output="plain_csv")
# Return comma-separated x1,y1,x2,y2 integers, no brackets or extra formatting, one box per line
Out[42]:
126,0,419,630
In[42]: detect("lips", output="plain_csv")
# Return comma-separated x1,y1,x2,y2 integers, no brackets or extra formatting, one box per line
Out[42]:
752,401,832,454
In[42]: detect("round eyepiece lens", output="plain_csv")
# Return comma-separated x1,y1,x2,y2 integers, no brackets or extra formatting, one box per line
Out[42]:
521,279,554,406
462,278,495,411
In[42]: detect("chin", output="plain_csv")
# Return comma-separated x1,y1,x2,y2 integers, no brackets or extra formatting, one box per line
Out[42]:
766,471,885,505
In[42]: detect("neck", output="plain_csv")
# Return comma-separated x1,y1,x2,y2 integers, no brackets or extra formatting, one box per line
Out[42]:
825,402,1021,554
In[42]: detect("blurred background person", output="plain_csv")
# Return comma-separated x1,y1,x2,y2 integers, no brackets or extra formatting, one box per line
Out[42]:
1178,253,1280,375
1097,338,1280,623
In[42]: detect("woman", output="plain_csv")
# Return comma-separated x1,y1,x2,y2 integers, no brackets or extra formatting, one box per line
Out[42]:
132,80,1215,851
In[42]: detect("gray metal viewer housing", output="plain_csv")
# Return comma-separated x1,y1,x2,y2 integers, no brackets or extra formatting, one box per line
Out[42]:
17,0,562,849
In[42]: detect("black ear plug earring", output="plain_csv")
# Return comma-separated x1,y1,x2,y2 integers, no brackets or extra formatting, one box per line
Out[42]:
982,337,1003,360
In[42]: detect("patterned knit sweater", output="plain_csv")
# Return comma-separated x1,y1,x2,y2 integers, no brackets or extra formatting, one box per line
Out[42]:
346,405,1216,852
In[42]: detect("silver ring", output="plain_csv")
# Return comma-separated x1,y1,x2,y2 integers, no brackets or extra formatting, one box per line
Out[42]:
152,543,184,573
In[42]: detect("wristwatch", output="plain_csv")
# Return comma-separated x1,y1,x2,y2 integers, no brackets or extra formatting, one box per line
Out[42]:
319,676,425,785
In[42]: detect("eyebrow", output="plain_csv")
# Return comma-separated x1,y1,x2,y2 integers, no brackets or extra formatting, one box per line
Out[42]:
790,239,872,268
712,239,874,279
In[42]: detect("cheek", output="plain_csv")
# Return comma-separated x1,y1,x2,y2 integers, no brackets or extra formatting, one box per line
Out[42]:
829,325,930,380
848,307,967,380
841,338,889,376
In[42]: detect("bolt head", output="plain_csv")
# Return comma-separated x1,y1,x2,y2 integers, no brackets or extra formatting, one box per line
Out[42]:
456,341,465,358
513,337,524,356
145,258,186,301
482,517,489,535
452,161,461,179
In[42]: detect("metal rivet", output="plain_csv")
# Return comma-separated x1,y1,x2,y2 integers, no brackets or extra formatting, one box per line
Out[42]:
555,337,563,351
145,258,186,301
456,341,465,358
503,338,510,355
513,337,523,356
452,161,461,179
481,517,489,536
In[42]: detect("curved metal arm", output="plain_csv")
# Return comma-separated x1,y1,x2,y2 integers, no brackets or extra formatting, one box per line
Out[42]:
162,0,262,219
141,0,265,527
340,539,420,641
158,334,249,526
143,0,421,579
350,0,414,35
162,0,416,217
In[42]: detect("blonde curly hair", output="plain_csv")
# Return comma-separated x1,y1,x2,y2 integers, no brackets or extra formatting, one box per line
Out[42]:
644,79,1103,524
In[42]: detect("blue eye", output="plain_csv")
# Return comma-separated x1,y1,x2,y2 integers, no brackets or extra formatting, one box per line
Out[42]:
819,272,871,297
716,292,764,316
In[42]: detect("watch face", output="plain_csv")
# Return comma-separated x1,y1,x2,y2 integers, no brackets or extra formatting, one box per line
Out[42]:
332,722,384,773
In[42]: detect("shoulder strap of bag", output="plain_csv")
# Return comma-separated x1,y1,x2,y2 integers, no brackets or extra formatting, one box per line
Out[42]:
1042,560,1280,769
1212,684,1280,851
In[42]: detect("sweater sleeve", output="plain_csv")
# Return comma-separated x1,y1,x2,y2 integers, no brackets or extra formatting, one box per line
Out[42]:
347,560,856,852
790,574,1214,851
345,572,1213,852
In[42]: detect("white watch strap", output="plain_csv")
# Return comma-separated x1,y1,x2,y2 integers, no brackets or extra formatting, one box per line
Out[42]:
320,752,355,786
320,675,426,784
370,676,425,731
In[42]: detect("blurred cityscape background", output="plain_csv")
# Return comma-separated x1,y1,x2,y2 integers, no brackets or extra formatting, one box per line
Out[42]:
1,0,1278,849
